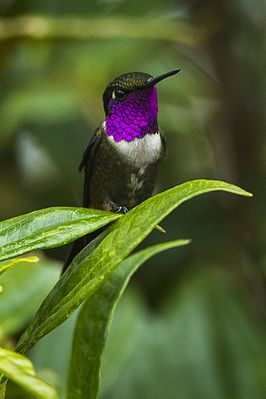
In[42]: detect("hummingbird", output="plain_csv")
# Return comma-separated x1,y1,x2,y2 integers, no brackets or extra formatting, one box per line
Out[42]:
63,69,180,272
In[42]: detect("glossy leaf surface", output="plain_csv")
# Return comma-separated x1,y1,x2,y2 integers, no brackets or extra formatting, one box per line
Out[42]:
0,207,120,262
0,347,58,399
16,180,251,355
67,239,189,399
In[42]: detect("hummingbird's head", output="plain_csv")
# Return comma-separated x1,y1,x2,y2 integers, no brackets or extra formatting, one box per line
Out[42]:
103,69,180,142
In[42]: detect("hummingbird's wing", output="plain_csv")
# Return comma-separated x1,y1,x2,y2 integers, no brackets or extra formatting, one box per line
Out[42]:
79,127,102,207
62,128,102,274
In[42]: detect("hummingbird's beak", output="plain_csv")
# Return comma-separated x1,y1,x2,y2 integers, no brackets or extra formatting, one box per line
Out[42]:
144,69,180,88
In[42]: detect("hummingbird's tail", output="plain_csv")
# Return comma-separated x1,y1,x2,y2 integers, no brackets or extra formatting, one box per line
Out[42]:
61,229,101,275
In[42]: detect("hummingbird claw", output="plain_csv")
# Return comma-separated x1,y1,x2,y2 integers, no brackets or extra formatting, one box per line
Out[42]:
111,204,128,214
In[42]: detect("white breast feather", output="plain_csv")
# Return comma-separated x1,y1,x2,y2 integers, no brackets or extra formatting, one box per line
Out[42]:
107,133,162,168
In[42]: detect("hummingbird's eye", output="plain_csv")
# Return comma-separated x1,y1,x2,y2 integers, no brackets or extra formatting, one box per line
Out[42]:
113,89,126,101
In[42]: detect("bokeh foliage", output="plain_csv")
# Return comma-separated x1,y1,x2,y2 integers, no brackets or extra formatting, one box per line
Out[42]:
0,0,265,398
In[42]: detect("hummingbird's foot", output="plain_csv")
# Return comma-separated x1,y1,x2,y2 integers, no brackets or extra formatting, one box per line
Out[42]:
111,204,128,214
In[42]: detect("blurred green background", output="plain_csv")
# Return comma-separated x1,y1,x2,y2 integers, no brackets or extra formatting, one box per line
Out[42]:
0,0,265,398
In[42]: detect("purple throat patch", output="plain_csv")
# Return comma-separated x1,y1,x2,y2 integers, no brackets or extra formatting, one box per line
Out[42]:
106,87,158,142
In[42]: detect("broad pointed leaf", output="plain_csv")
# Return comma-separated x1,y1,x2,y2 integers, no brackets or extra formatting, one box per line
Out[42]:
0,347,58,399
17,180,252,354
67,239,190,399
0,207,121,262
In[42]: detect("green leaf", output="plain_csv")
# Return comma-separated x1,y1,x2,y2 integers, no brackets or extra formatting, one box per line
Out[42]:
0,256,39,276
0,347,58,399
0,207,121,262
67,239,189,399
16,180,252,355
